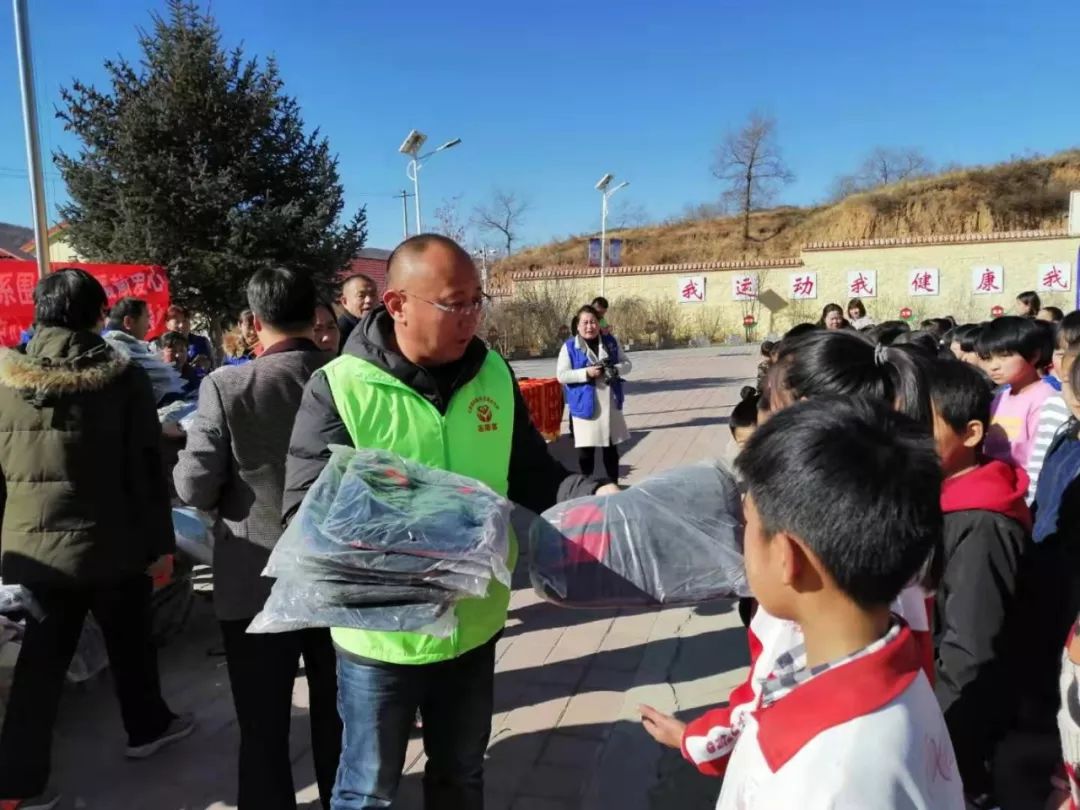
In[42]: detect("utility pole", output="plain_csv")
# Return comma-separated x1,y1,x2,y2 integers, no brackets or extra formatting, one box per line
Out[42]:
13,0,49,279
396,190,413,239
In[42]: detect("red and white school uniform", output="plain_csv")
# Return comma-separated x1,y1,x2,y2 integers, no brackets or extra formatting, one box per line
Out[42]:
718,623,964,809
682,586,933,778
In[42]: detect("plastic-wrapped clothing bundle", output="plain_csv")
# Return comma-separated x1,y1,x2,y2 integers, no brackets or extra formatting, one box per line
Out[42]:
0,582,42,620
252,446,511,636
529,461,748,608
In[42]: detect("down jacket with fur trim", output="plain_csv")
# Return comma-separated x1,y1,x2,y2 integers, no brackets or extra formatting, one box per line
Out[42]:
0,326,174,585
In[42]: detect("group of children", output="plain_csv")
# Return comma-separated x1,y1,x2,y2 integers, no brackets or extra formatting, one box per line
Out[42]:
638,293,1080,809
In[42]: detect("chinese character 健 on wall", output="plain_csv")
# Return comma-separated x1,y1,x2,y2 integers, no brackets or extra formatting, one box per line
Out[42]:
908,268,939,297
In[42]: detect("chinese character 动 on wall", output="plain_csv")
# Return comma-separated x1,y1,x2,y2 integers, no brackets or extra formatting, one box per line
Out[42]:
790,273,817,300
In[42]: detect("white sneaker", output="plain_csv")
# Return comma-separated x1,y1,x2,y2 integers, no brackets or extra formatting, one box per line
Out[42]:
124,713,196,759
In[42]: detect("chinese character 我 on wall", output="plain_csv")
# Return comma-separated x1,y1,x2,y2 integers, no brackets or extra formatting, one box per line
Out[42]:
678,276,706,303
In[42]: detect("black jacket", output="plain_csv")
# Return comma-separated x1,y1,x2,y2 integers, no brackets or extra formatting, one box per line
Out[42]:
337,310,359,355
0,327,174,586
284,308,604,524
933,460,1032,797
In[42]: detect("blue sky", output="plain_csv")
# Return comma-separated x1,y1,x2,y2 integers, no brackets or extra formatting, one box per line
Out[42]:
0,0,1076,253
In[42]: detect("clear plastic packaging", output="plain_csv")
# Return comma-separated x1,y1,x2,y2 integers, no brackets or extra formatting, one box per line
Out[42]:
0,582,42,620
172,507,214,566
529,461,749,608
251,446,512,635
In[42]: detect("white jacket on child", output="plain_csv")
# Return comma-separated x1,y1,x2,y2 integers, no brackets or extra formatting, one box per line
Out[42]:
682,586,934,779
716,623,965,809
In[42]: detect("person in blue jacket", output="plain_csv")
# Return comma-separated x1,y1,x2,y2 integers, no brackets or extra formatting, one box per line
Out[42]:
556,304,632,481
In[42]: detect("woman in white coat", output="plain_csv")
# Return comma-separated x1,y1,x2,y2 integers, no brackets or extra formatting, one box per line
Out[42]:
556,305,632,481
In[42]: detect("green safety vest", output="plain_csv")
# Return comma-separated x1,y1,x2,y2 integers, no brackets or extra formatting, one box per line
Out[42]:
322,350,516,665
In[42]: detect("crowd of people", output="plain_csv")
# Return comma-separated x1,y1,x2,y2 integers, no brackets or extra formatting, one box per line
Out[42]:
6,240,1080,810
635,289,1080,809
0,234,621,810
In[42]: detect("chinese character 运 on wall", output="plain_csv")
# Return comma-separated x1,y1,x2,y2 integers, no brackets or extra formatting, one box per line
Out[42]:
731,274,757,301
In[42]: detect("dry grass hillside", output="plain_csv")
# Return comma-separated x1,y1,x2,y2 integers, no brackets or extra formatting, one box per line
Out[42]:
497,149,1080,276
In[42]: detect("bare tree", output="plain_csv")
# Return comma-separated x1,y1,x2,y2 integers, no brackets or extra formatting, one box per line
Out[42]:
711,113,795,246
607,198,650,230
473,190,529,256
830,147,933,200
433,194,469,244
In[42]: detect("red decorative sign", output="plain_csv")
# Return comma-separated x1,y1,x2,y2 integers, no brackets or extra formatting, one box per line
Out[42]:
0,261,171,347
991,305,1005,318
742,314,756,327
899,307,913,320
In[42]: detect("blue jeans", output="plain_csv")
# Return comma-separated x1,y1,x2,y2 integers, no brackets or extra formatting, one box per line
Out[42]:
332,637,496,810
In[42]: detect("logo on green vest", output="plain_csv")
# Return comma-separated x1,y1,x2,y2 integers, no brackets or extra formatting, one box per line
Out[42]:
467,395,501,433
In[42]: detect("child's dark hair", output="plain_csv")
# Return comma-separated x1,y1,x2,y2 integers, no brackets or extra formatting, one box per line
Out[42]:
1041,306,1065,323
1059,311,1080,349
736,396,943,609
892,329,944,357
1017,290,1041,318
976,315,1051,363
919,318,954,340
863,320,911,346
760,340,775,358
730,386,759,435
925,358,993,436
945,323,982,353
769,329,933,427
160,330,189,349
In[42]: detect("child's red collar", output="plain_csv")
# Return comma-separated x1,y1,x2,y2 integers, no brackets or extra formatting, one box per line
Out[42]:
752,622,922,772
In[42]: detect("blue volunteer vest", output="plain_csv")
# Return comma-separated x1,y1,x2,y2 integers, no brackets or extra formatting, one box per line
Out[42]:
564,335,625,420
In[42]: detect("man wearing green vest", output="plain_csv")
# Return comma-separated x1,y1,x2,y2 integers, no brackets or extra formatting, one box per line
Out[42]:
284,234,618,810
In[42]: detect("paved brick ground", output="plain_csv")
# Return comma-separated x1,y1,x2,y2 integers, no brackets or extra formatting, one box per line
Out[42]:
36,346,756,809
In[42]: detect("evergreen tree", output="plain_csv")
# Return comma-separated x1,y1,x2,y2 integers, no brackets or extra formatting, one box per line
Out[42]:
55,0,366,319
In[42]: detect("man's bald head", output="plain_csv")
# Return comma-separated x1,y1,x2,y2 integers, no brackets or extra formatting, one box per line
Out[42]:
387,234,476,288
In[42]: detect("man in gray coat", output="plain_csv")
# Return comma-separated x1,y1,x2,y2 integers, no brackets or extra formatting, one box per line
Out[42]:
173,267,340,810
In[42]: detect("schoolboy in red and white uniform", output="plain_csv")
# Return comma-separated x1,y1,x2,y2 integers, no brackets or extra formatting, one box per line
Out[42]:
641,397,964,809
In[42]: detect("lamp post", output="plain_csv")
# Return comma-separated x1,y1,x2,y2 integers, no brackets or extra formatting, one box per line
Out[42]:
12,0,49,279
595,174,629,297
472,247,499,290
399,130,461,234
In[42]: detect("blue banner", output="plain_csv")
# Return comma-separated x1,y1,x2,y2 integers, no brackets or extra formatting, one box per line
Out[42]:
608,239,623,267
588,238,601,267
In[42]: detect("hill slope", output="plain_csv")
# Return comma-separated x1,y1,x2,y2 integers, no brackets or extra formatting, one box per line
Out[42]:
0,222,33,258
498,150,1080,275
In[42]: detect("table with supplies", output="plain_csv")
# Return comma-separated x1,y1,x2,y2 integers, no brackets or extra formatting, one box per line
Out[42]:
518,378,565,442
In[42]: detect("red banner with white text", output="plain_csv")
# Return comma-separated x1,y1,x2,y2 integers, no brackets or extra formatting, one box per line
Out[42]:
0,262,171,346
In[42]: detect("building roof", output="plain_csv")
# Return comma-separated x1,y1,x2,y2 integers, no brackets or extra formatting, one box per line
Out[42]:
18,221,68,255
336,247,393,291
